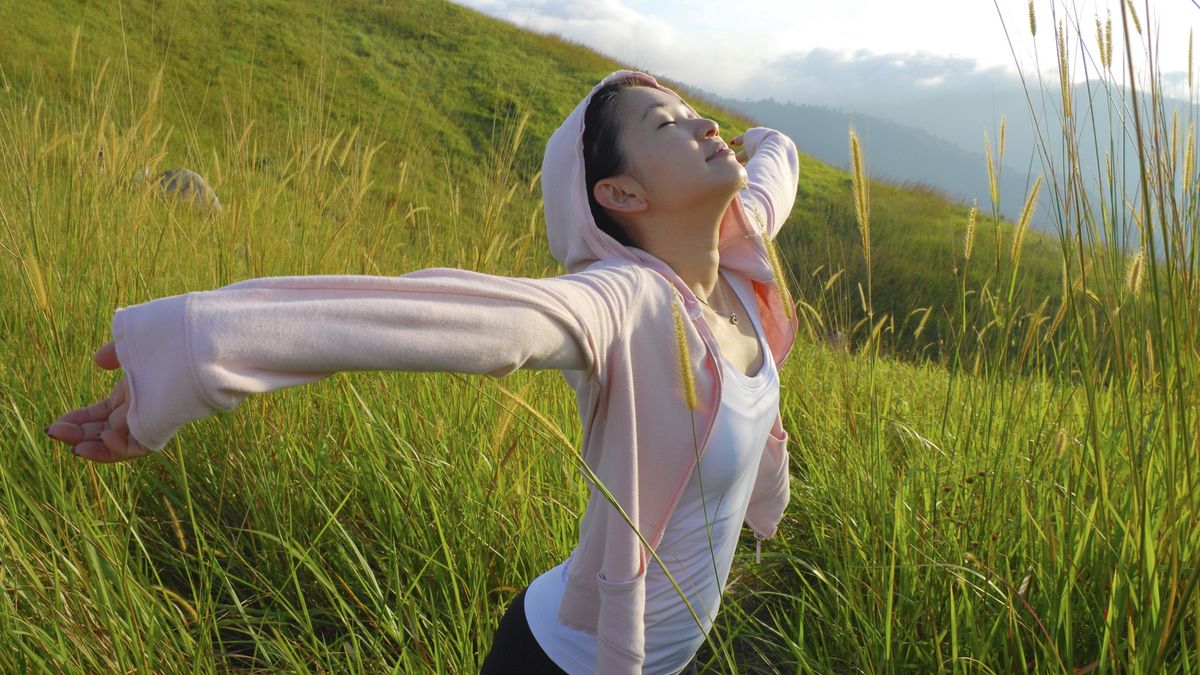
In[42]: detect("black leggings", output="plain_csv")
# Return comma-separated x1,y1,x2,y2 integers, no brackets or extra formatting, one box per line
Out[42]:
480,585,568,674
480,585,701,674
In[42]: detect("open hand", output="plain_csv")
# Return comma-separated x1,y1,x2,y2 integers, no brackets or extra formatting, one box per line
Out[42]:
46,341,151,463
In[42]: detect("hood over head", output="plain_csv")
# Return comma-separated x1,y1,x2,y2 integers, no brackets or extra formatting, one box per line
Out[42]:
542,70,662,273
544,70,750,276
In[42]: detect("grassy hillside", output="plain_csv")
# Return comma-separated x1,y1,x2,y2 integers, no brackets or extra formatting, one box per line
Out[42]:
0,0,760,278
2,0,1196,673
0,0,1065,357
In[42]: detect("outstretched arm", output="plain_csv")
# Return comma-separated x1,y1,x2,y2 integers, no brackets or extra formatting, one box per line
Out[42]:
47,264,642,462
730,127,800,241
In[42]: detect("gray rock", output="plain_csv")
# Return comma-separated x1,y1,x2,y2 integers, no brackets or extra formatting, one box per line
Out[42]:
136,167,223,215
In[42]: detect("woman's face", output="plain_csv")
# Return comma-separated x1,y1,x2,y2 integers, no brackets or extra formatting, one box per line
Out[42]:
609,86,746,212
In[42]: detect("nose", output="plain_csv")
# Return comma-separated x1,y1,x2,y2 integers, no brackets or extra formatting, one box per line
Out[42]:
698,118,719,138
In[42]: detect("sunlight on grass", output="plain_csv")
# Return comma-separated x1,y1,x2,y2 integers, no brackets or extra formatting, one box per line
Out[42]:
0,0,1197,672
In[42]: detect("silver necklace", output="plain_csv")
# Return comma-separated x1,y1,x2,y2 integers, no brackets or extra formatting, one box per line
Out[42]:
697,276,739,325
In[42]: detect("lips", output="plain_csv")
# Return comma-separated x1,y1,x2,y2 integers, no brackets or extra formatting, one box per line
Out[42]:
706,143,732,161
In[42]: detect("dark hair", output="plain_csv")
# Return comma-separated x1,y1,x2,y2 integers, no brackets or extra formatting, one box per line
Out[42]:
582,78,645,248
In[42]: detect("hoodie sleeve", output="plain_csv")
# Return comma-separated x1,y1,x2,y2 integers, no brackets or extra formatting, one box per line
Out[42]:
109,265,642,451
738,127,800,241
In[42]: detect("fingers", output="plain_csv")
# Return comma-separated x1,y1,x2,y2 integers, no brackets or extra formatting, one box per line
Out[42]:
94,341,120,370
50,376,126,425
70,439,118,462
51,397,113,428
110,400,129,433
100,428,150,461
730,135,750,164
46,375,144,461
47,419,105,445
55,401,129,440
51,422,149,463
45,346,148,463
47,408,126,444
73,431,149,463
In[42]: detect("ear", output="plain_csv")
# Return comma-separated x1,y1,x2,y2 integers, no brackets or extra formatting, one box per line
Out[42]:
593,175,648,215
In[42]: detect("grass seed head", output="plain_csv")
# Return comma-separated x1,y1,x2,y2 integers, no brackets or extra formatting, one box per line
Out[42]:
849,128,871,270
157,586,199,624
1184,123,1195,189
1054,427,1068,455
749,203,794,319
1106,12,1114,70
1096,17,1110,69
1012,175,1043,265
999,115,1007,159
673,299,698,411
985,132,999,209
1125,248,1145,295
1125,0,1142,34
1172,111,1180,168
964,200,978,261
1057,21,1072,118
162,495,188,553
21,253,50,313
69,25,82,74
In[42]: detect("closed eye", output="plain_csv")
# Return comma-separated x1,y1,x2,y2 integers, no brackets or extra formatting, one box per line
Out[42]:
657,120,676,128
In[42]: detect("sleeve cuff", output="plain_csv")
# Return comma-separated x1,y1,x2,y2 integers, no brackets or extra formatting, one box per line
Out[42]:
112,293,212,451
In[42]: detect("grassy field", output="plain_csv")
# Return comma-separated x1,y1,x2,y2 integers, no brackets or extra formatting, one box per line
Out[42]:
1,0,1198,672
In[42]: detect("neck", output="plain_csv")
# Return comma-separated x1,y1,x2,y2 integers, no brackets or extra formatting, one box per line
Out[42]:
632,196,730,299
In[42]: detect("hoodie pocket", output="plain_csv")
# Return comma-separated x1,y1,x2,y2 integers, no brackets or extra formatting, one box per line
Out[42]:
763,424,790,487
745,423,791,539
595,570,647,661
596,569,645,591
768,424,788,449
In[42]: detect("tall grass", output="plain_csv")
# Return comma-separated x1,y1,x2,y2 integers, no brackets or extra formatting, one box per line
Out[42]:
0,44,583,671
757,0,1199,671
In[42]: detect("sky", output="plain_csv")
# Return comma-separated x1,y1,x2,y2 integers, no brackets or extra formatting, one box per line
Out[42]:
452,0,1199,107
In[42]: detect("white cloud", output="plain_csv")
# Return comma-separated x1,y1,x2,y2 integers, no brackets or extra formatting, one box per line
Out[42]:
454,0,1197,98
454,0,770,91
452,0,1197,124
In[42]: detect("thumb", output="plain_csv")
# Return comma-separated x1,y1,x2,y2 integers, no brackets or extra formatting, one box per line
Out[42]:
94,341,120,370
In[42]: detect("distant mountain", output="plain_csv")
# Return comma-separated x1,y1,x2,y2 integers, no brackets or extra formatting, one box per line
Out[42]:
705,78,1194,246
696,93,1036,224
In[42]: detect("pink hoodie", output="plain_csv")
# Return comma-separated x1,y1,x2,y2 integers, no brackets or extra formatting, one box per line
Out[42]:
110,70,799,672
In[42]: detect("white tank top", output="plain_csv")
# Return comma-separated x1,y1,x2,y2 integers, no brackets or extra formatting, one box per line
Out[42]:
524,272,781,675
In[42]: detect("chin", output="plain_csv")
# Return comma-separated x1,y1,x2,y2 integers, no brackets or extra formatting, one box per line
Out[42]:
722,163,748,189
716,167,748,197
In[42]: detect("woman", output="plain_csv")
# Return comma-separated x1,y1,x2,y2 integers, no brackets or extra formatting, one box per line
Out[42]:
46,70,800,674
